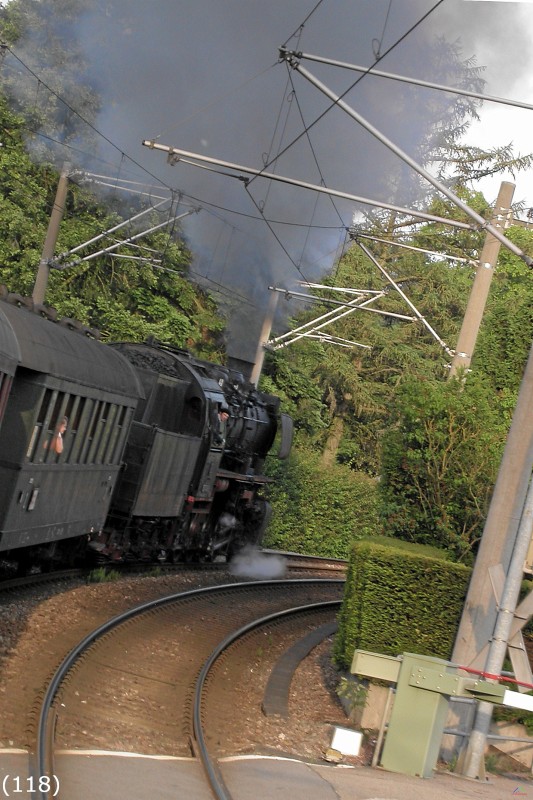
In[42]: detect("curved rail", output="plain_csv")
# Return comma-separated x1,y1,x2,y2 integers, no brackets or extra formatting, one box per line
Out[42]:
35,579,343,799
1,550,343,593
192,599,342,800
0,568,85,592
262,549,348,571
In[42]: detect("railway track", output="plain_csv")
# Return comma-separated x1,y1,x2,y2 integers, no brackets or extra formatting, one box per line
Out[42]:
193,599,341,800
0,551,347,597
34,579,343,800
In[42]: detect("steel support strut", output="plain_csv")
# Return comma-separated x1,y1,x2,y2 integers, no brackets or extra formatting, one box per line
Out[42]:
279,48,533,269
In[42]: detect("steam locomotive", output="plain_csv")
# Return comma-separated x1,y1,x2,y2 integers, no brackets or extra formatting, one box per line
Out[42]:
0,290,292,572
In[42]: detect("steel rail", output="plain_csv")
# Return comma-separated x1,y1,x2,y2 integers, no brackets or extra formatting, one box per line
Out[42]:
192,600,342,800
34,578,343,799
0,568,84,592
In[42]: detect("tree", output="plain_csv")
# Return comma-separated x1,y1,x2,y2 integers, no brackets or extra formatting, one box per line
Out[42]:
379,374,510,562
0,95,226,357
264,187,533,558
0,0,102,162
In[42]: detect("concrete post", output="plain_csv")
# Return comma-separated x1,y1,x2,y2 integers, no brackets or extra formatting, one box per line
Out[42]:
449,182,515,378
250,291,278,386
32,162,70,305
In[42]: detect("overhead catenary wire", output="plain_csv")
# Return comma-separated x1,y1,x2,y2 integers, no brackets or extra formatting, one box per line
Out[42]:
269,291,390,349
4,51,253,293
81,172,342,229
284,53,533,267
286,69,346,228
144,141,479,232
281,0,326,49
212,0,450,288
244,183,312,285
253,0,447,185
299,283,383,295
55,197,172,259
1,2,488,332
0,31,393,300
190,270,259,309
270,285,415,320
105,253,162,264
297,50,533,113
2,47,321,294
2,26,327,331
3,45,175,195
372,0,393,60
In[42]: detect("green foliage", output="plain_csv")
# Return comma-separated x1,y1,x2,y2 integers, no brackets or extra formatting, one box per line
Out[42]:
336,676,368,725
379,373,510,562
264,229,478,477
0,95,225,357
333,539,471,669
264,448,379,558
261,344,330,441
266,188,533,561
87,567,121,583
474,226,533,393
0,0,101,158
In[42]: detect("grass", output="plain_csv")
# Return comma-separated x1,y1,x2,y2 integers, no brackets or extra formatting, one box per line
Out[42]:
87,566,121,583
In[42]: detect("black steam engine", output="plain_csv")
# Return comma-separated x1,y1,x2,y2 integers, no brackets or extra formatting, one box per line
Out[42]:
0,292,292,571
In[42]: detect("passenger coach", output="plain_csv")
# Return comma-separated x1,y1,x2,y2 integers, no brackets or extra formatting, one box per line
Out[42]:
0,295,142,568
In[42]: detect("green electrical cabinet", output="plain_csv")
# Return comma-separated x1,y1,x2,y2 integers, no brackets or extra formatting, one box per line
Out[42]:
380,653,455,778
351,649,506,779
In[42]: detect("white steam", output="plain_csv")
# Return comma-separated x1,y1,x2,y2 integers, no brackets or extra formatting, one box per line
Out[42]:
229,545,287,579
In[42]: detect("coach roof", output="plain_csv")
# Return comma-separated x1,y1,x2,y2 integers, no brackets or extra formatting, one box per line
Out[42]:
0,303,21,376
0,300,143,399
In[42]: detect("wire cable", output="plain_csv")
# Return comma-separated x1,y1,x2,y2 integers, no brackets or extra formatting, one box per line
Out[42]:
4,46,177,196
261,0,446,182
372,0,394,60
244,184,311,283
282,0,327,49
286,69,345,227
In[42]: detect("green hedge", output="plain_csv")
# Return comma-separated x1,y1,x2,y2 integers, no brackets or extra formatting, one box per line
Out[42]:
333,538,472,669
263,449,379,559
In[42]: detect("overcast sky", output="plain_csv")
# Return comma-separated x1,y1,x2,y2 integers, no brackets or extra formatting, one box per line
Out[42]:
5,0,533,358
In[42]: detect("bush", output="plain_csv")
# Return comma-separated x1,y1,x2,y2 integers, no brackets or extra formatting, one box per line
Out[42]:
264,449,380,558
334,538,471,669
379,375,508,562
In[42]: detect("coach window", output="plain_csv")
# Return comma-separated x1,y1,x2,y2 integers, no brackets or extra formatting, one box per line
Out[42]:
62,395,81,462
110,405,132,464
99,404,119,464
41,392,60,462
27,388,56,462
79,400,102,464
42,393,70,464
69,398,94,464
27,387,51,460
91,402,112,464
104,404,126,464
